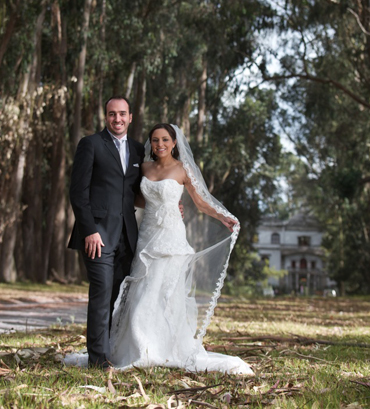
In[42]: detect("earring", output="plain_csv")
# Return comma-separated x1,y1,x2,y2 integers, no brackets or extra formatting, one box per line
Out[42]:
171,148,174,156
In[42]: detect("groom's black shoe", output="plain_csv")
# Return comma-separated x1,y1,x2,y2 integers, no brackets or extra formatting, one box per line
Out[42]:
88,359,114,371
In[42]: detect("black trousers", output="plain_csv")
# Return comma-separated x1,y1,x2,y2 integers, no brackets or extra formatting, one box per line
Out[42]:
82,228,133,367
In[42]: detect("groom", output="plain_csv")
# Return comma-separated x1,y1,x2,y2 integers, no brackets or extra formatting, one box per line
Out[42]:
68,96,145,369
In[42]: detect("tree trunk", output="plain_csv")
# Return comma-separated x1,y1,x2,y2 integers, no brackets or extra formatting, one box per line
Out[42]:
22,135,43,282
196,56,207,145
131,67,146,143
17,4,46,98
1,4,46,282
97,0,107,130
71,0,92,149
47,1,68,282
181,85,191,139
47,93,67,281
0,0,21,66
161,96,168,123
0,141,26,282
125,62,137,99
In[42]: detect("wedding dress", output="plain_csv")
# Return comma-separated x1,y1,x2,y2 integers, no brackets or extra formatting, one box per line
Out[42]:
107,176,253,375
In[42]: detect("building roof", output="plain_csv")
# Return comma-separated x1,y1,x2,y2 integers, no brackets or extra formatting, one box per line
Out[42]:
259,212,321,231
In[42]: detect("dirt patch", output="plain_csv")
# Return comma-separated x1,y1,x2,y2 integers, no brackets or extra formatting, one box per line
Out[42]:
0,288,88,333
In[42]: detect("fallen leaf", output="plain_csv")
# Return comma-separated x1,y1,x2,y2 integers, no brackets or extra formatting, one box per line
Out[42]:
79,385,106,393
221,392,232,404
107,379,116,394
133,374,149,403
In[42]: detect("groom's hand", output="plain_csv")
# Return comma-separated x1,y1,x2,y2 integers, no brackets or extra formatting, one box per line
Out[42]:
178,200,184,219
85,232,105,259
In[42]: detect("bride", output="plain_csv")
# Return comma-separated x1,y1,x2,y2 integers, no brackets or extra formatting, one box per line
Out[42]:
107,124,253,375
65,124,253,375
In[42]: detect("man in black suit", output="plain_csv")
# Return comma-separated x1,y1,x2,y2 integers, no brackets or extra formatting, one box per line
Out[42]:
68,96,145,369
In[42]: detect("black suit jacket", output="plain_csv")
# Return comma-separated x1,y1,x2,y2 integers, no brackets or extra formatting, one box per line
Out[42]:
68,128,145,253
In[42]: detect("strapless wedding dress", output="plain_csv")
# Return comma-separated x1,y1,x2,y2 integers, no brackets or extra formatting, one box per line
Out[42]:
65,177,253,375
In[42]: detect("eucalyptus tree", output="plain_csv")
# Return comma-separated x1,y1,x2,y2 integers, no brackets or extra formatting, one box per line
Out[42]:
0,0,281,285
259,0,370,291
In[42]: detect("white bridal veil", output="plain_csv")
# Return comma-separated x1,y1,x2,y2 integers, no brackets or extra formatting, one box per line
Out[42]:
144,124,240,342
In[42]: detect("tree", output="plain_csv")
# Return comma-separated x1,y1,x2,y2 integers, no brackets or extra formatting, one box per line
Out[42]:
0,0,279,286
261,0,370,292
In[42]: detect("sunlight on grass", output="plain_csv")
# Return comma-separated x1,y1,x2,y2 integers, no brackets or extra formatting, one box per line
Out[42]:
0,281,89,296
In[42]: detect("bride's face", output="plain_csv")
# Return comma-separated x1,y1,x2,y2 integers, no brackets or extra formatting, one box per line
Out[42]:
151,129,176,159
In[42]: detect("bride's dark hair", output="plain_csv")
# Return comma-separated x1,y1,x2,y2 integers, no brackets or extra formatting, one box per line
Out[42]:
148,123,180,161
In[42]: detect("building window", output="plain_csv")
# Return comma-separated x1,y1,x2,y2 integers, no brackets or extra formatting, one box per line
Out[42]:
300,258,307,270
261,255,270,265
311,261,316,270
298,236,311,246
271,233,280,244
292,260,296,269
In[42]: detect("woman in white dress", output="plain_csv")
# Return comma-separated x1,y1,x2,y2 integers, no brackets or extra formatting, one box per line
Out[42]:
108,124,254,375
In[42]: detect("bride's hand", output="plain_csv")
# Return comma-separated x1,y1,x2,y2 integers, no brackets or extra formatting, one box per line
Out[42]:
221,216,238,232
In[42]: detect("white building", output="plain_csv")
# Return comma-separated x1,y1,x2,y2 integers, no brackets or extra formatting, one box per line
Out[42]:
255,213,335,295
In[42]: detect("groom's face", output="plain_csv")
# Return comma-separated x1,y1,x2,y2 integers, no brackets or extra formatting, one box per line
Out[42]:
105,99,132,138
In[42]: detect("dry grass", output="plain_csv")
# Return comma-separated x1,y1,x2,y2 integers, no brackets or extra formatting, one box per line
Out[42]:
1,290,370,408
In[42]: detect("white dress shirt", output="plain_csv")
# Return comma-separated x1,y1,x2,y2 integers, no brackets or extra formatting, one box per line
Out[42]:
108,131,129,174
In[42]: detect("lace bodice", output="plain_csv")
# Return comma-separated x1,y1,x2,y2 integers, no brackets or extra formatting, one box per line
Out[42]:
141,177,184,228
132,177,193,262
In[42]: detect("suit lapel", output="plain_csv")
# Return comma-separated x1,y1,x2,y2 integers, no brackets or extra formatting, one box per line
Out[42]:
101,128,124,175
126,137,138,176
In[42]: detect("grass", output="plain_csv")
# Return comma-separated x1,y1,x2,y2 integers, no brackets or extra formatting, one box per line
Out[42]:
0,281,89,296
1,287,370,408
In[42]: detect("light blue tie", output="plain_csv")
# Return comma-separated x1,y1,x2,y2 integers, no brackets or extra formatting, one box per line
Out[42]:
119,139,127,174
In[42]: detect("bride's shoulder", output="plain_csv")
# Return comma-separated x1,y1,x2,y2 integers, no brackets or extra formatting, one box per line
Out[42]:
173,160,184,172
141,161,154,171
173,161,187,183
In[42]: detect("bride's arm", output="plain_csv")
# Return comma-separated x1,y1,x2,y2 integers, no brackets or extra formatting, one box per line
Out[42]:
183,174,238,232
134,190,145,208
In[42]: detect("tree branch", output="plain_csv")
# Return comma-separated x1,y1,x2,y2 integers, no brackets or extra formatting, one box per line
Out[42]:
347,7,370,36
262,72,370,110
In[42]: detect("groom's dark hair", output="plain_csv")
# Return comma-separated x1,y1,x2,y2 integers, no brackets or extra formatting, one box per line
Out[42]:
104,96,132,115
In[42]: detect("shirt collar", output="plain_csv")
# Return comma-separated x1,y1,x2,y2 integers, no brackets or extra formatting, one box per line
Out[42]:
107,129,127,142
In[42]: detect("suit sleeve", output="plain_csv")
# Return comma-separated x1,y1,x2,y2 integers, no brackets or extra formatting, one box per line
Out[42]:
135,143,145,194
69,137,97,239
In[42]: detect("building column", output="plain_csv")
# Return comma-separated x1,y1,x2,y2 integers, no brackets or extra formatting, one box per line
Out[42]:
295,272,299,294
307,272,310,295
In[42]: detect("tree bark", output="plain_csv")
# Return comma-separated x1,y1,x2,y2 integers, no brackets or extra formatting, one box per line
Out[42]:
17,4,46,98
0,139,26,282
47,1,68,282
181,89,191,139
196,56,207,145
71,0,92,149
46,92,67,281
125,61,137,99
1,4,46,282
0,0,21,66
97,0,107,130
22,134,43,282
131,67,146,143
